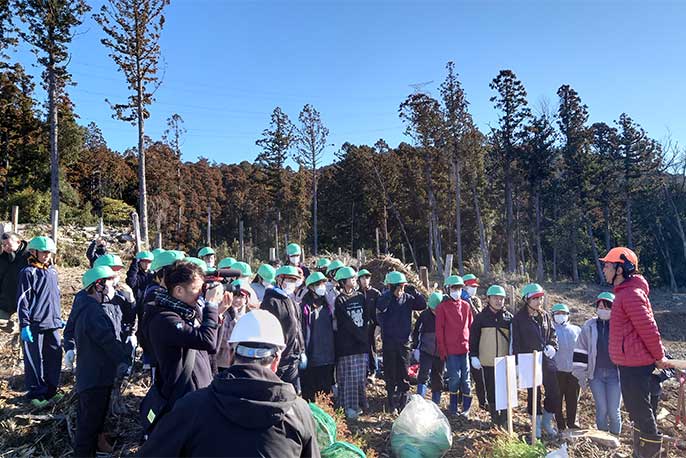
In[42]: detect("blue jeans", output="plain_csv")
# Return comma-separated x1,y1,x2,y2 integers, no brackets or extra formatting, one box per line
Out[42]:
589,367,622,434
446,354,470,395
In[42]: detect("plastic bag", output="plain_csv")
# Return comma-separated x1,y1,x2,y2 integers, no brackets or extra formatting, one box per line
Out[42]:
545,444,569,458
309,402,337,449
321,441,366,458
391,394,452,458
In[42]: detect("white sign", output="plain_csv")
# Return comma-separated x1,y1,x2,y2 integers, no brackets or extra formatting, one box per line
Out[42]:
494,355,518,411
517,352,543,389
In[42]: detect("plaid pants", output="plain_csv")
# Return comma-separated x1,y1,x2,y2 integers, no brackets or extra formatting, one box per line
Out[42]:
336,353,368,411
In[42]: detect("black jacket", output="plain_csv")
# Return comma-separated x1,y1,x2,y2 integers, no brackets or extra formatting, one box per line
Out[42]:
469,306,513,367
74,294,130,393
376,285,426,344
0,240,29,315
138,364,319,458
126,260,153,326
361,286,381,327
142,293,219,403
411,308,439,357
512,306,558,368
334,290,369,358
262,287,304,368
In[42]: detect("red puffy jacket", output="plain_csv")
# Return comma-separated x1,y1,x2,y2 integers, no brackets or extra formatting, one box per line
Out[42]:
609,275,665,367
436,297,473,359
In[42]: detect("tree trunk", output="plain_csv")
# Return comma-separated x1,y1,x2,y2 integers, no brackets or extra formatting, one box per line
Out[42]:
137,80,149,247
312,167,318,256
534,190,544,282
655,223,678,292
587,220,604,284
570,233,579,282
603,201,611,250
427,216,434,272
626,195,633,249
350,201,354,254
424,151,442,273
504,161,516,272
382,201,389,254
453,158,464,275
48,58,59,224
471,178,490,274
664,184,686,263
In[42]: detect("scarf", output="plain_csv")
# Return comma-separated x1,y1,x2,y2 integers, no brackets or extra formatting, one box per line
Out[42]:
28,254,50,270
155,290,197,323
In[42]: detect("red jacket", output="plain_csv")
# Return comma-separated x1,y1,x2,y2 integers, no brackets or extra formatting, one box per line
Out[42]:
609,275,665,367
436,296,473,359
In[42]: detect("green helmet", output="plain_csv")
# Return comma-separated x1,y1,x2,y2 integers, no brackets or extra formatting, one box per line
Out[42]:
198,247,215,258
231,261,252,277
551,303,570,314
428,292,444,310
276,265,301,278
335,266,357,282
326,260,345,275
257,264,276,284
385,271,407,285
217,257,237,269
486,285,506,297
150,250,185,272
463,273,479,285
596,292,615,304
82,265,116,289
306,271,327,287
444,275,465,287
136,251,154,261
286,243,301,256
357,269,371,278
185,257,208,273
93,254,124,269
521,283,545,300
316,258,331,269
28,236,56,253
151,248,165,257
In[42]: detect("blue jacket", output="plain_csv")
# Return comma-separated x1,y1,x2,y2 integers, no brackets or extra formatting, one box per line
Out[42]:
17,262,61,331
376,286,426,344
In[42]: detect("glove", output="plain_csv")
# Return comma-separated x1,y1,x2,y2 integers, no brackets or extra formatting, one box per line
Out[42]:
412,349,420,363
115,362,129,380
20,326,33,343
118,284,135,303
126,334,137,349
65,349,76,371
471,356,482,371
298,353,308,370
544,345,556,359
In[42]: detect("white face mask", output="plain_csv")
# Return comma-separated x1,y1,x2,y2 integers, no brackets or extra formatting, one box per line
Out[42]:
597,309,611,321
262,281,273,289
314,285,327,297
465,286,477,297
283,280,297,295
450,291,461,301
295,278,304,288
104,284,116,302
554,314,568,325
289,255,300,265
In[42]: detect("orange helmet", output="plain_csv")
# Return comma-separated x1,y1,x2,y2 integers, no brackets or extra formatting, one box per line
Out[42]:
599,247,638,270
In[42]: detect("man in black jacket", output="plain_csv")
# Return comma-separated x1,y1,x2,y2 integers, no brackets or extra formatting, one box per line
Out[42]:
0,232,28,330
138,309,320,458
358,269,381,379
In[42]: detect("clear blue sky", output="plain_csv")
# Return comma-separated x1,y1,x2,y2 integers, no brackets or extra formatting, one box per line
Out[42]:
13,0,686,165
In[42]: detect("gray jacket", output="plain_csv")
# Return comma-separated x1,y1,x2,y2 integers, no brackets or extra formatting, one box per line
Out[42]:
572,318,599,388
553,321,580,372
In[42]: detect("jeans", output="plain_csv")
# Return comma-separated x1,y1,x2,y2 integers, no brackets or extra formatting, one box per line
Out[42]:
417,351,444,392
589,367,622,434
619,364,657,435
445,354,470,395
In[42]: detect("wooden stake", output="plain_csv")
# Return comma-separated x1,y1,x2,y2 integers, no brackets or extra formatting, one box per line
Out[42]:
401,244,406,263
444,254,454,279
269,248,276,262
11,205,19,232
505,356,514,435
132,212,142,253
357,249,363,268
419,266,429,290
98,217,104,237
239,220,245,260
531,350,539,444
206,206,212,246
375,227,380,257
156,232,162,249
51,209,58,248
509,285,516,310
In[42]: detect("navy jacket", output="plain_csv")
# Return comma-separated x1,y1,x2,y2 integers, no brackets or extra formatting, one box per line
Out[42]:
376,285,426,344
65,290,133,351
0,240,29,315
74,294,130,393
17,262,61,331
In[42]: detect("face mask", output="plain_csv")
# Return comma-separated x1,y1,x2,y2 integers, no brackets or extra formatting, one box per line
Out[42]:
295,278,304,288
450,291,461,301
283,280,297,295
554,314,568,325
289,255,300,265
104,284,116,301
465,286,477,297
597,309,611,321
262,281,273,289
314,285,327,297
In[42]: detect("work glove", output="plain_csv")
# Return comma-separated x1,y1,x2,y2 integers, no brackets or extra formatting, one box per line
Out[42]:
470,356,482,371
298,353,308,370
20,326,33,343
117,284,135,303
125,334,137,349
544,345,556,359
412,349,420,363
65,349,76,371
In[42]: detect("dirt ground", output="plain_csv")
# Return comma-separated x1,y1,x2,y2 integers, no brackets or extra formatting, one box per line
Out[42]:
1,267,686,457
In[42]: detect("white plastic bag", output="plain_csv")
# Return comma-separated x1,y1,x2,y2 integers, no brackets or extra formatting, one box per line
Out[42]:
545,444,569,458
391,394,453,458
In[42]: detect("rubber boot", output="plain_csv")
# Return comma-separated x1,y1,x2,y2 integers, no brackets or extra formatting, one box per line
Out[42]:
416,383,427,398
449,394,459,415
431,390,441,405
542,410,558,437
638,433,662,458
535,415,542,439
461,394,473,417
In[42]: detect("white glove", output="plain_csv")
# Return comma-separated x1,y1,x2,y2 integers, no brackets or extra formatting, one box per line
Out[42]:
544,345,556,359
65,349,76,371
126,334,137,348
470,356,482,371
118,284,135,303
412,349,420,362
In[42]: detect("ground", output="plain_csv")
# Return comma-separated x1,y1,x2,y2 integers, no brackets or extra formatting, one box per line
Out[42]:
1,266,685,457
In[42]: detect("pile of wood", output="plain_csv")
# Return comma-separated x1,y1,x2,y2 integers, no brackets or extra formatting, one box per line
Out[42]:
361,254,431,297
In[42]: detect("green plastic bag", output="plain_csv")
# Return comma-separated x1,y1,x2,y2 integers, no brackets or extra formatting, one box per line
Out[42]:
309,402,337,449
321,441,366,458
391,394,452,457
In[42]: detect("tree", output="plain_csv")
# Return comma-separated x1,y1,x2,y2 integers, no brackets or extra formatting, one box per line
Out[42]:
294,104,328,255
94,0,170,247
490,70,530,272
163,113,185,240
15,0,90,226
0,0,18,64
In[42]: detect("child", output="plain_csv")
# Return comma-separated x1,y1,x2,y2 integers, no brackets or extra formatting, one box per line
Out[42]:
17,236,63,408
412,291,444,404
469,285,512,427
551,303,581,431
462,273,486,411
512,283,560,439
358,269,381,379
251,264,276,302
436,275,473,416
572,292,622,435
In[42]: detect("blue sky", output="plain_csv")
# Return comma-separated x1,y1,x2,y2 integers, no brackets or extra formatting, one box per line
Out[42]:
13,0,686,165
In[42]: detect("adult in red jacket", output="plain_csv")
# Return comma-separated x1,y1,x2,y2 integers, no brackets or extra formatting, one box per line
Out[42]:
601,247,670,458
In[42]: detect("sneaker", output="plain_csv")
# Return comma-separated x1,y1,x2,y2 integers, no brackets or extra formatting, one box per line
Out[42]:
30,398,49,409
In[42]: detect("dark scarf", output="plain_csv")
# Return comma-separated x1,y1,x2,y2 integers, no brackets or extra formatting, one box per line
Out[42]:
155,290,197,323
28,254,50,270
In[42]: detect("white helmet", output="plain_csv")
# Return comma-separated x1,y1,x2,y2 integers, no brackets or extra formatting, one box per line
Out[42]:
229,310,285,358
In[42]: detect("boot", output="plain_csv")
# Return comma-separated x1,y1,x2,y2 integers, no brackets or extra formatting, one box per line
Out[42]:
431,390,441,405
461,394,473,417
542,410,558,437
97,433,114,453
449,393,459,415
535,415,542,439
632,426,641,457
638,433,662,458
416,383,427,398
